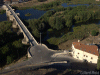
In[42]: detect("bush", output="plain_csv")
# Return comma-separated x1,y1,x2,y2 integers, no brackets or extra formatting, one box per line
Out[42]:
7,56,13,64
0,10,6,14
97,57,100,70
91,30,98,36
38,0,47,2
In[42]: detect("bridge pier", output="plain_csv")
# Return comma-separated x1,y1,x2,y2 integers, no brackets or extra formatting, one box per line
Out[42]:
12,19,18,28
17,29,23,35
22,37,30,45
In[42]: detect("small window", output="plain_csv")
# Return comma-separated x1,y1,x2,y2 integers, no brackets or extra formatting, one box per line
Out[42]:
86,56,88,57
78,53,79,54
84,55,85,57
91,57,93,59
84,49,86,51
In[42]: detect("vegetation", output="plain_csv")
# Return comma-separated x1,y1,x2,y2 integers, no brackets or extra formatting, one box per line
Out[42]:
0,10,6,14
91,30,98,36
47,24,99,45
25,13,32,16
38,0,47,2
25,5,100,46
11,0,100,10
97,56,100,70
33,1,60,10
60,0,100,5
0,21,29,67
27,19,46,38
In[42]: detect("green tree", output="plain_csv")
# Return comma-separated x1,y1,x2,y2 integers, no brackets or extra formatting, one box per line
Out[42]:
97,56,100,70
91,30,97,36
7,56,13,64
1,45,9,54
55,17,64,30
49,17,56,28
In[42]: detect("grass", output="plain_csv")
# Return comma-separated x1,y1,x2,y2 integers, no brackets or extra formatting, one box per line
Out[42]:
47,28,53,32
0,10,6,14
25,13,32,16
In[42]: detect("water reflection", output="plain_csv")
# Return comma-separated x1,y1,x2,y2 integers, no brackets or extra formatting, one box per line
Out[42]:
0,13,7,21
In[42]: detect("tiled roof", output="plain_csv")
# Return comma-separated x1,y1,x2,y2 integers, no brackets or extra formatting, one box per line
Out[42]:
72,42,99,56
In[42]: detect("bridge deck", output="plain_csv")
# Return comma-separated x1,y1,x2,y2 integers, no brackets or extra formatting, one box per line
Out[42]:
6,4,38,46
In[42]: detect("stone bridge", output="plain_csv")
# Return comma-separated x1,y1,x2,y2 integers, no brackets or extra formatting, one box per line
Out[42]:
2,4,38,46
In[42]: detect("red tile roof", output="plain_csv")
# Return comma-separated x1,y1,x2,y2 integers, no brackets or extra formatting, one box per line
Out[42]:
72,42,99,56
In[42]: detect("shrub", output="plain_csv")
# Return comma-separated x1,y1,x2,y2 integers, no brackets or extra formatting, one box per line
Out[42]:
7,56,12,64
38,0,47,2
91,30,98,36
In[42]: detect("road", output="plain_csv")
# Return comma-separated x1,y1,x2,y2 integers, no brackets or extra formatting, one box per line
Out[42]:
0,44,97,74
3,45,83,70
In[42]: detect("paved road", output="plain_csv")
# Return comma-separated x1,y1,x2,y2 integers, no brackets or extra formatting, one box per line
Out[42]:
0,45,97,74
3,45,83,70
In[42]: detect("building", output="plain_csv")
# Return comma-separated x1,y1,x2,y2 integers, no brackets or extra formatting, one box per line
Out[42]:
96,0,100,1
72,40,99,64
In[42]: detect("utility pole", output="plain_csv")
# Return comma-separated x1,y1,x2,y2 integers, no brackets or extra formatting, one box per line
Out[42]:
40,32,41,45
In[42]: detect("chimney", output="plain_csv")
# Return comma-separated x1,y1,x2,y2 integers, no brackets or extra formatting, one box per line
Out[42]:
78,40,80,42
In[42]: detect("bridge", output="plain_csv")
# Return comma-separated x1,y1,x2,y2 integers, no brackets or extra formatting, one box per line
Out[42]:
2,4,38,46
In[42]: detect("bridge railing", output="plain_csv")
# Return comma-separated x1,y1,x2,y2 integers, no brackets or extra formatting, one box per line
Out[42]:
6,4,38,45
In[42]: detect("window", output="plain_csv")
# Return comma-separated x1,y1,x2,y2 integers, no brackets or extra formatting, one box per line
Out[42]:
90,61,92,63
84,49,86,51
86,56,88,57
89,51,91,52
91,57,93,59
84,55,85,57
78,53,79,54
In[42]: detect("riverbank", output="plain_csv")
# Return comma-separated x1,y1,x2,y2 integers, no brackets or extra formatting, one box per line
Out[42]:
11,0,100,10
11,0,56,10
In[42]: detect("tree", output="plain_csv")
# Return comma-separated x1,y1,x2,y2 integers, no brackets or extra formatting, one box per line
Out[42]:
65,20,72,28
91,30,97,36
38,0,47,2
7,56,13,64
49,17,56,28
97,56,100,70
55,17,64,30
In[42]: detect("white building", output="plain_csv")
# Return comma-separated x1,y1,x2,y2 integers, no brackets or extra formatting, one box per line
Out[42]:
96,0,100,1
72,40,99,64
